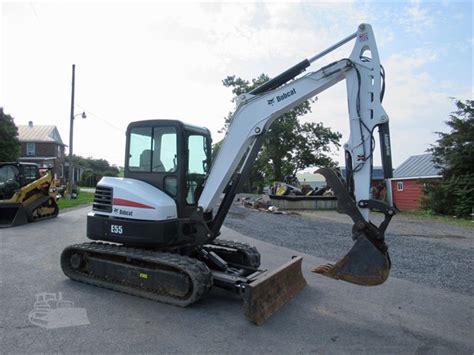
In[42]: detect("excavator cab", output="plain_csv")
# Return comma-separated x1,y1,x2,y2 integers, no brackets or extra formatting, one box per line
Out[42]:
124,120,212,219
87,120,217,249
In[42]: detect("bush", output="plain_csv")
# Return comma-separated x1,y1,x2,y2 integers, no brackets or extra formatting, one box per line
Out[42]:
422,175,474,218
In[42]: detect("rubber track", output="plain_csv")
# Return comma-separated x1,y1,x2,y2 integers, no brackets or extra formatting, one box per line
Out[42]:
30,197,58,222
206,239,261,269
61,242,213,307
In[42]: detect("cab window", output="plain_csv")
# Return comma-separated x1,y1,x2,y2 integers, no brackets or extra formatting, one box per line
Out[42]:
128,126,177,173
186,134,208,204
22,165,39,184
0,165,20,200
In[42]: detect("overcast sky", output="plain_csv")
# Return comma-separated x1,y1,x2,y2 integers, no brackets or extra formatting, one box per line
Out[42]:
2,1,472,168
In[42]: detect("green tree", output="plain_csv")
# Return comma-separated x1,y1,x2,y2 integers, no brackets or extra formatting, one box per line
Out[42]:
0,108,21,161
70,155,120,186
423,99,474,218
219,74,341,191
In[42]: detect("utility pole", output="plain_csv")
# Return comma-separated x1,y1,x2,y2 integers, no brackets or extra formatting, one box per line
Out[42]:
67,64,75,197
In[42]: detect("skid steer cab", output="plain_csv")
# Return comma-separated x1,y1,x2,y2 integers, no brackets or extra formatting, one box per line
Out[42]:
62,24,395,325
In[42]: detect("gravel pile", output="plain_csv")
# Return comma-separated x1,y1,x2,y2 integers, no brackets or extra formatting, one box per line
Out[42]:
224,203,474,296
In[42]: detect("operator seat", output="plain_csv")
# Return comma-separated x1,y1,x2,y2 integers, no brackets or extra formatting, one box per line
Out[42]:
139,149,165,172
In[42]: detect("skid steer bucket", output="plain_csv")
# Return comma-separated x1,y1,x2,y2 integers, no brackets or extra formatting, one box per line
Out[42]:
0,203,28,228
243,256,306,325
312,235,390,286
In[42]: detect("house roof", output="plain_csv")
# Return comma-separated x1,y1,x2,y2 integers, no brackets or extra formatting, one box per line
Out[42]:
393,153,441,179
17,124,65,145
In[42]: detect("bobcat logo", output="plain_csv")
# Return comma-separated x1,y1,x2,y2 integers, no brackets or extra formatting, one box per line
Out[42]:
267,98,275,106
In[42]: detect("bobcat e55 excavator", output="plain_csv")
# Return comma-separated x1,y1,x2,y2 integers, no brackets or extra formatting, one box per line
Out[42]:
0,162,58,227
61,24,396,325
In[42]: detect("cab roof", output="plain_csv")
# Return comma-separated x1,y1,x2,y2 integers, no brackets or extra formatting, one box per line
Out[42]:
127,119,210,137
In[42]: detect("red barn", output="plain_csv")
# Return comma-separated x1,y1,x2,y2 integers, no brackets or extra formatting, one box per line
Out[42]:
391,154,442,211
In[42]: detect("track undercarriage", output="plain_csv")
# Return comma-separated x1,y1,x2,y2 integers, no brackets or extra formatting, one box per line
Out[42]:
61,238,305,325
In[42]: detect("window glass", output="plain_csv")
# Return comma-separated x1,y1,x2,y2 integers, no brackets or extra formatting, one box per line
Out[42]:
152,127,177,172
188,135,208,174
128,126,177,173
0,165,20,199
27,143,35,156
186,135,208,204
128,127,153,171
23,166,38,184
0,165,18,183
397,181,404,191
164,176,178,197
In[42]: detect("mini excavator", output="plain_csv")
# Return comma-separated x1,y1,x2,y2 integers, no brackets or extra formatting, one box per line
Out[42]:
61,24,396,325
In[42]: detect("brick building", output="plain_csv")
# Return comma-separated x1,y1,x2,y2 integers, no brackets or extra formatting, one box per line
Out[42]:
17,121,66,183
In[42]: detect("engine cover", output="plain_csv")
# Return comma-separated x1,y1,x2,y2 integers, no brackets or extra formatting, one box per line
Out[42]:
92,177,177,221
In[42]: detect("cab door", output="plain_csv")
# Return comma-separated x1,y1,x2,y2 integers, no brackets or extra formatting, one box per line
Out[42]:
181,132,211,218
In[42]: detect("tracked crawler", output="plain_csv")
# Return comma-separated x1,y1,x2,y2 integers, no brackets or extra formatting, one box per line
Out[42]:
61,24,395,324
0,163,58,228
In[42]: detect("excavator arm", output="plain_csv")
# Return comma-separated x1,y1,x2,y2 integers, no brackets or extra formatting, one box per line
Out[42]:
199,24,395,286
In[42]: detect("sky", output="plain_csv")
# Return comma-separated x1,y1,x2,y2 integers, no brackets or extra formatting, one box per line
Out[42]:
2,1,473,169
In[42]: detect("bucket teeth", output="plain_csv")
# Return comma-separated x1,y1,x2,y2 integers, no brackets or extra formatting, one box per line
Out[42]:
243,256,306,325
312,236,390,286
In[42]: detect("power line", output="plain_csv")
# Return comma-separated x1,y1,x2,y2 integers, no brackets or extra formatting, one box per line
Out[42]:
75,103,124,133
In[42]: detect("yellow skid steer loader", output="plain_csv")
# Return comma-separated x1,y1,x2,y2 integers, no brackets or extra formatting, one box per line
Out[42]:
0,162,58,228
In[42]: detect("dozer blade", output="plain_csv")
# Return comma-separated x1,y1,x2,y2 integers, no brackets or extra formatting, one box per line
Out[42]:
312,236,390,286
243,256,306,325
0,203,28,228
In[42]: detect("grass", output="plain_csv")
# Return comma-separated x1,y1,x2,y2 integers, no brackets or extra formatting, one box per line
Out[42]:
400,209,473,228
57,191,95,210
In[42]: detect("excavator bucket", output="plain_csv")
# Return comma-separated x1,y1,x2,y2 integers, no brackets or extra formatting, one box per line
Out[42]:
243,256,306,325
312,235,390,286
312,167,392,286
0,203,29,228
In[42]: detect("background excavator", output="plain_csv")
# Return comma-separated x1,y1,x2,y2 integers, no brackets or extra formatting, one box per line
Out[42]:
61,24,396,325
0,162,58,227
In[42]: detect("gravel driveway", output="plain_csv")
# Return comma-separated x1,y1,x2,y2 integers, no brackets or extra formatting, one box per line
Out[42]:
224,202,474,296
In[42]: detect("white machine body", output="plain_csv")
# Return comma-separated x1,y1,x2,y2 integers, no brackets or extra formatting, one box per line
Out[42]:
90,176,177,221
